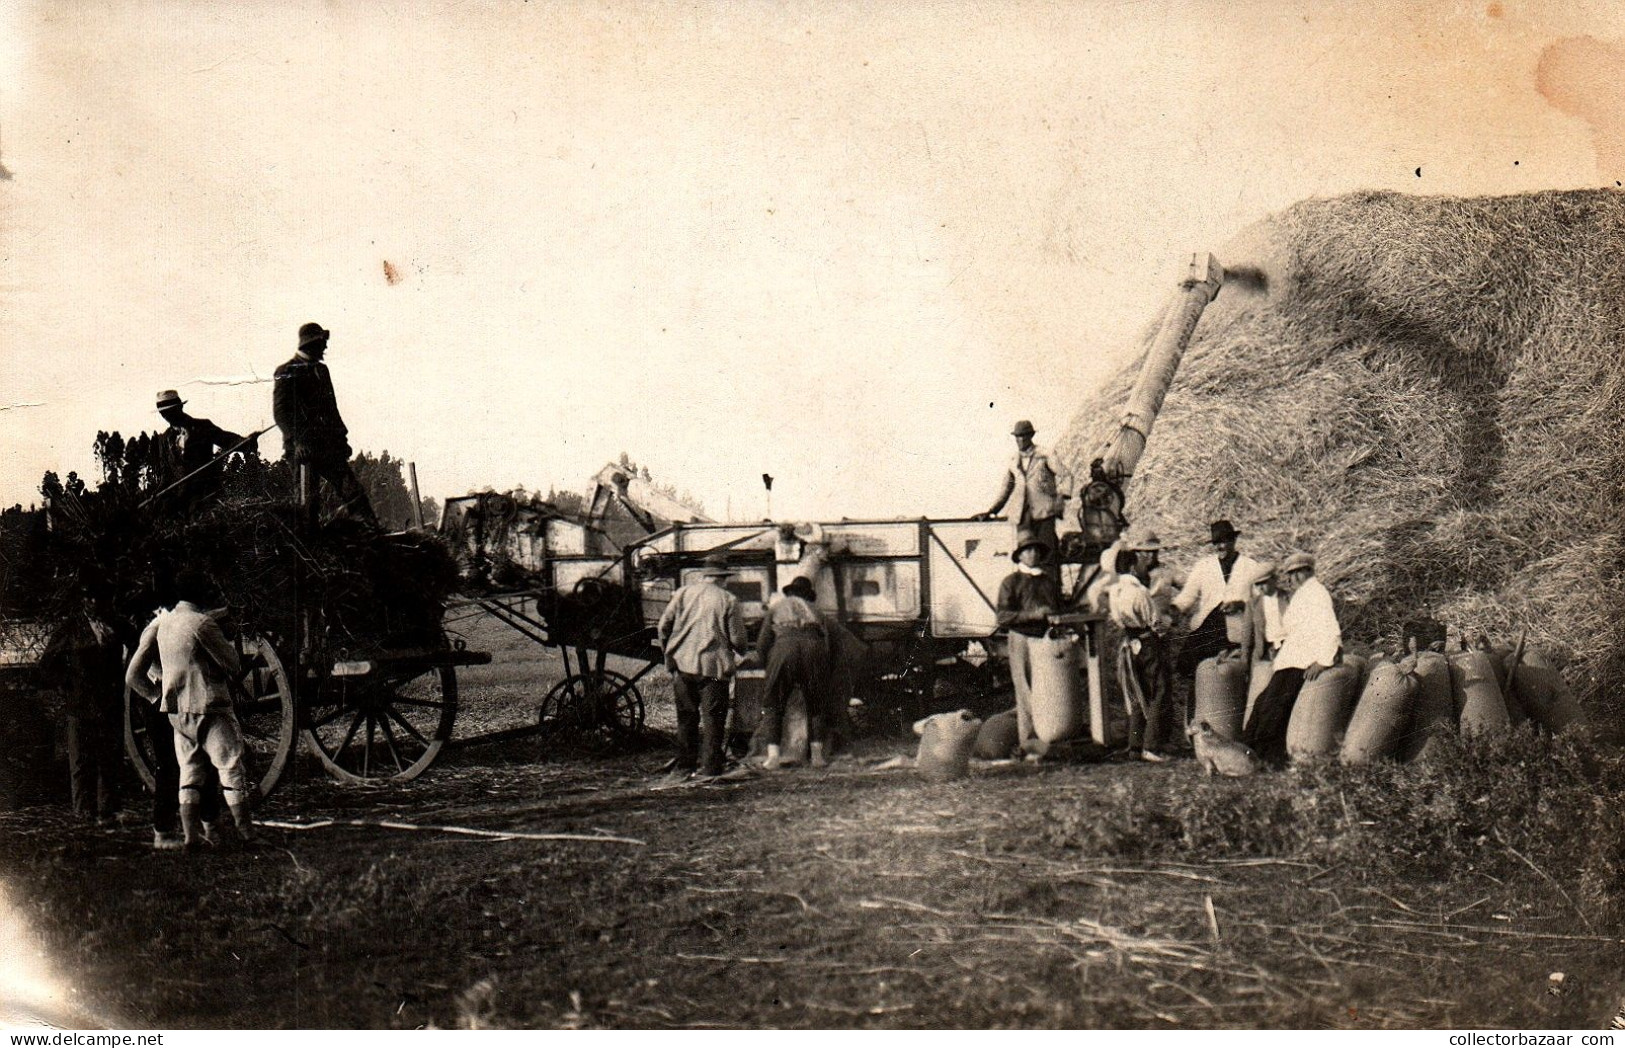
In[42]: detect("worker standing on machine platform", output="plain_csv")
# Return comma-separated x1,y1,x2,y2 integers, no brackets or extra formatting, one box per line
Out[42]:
978,420,1072,587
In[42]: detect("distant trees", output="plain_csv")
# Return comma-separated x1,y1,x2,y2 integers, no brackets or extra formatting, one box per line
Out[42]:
351,451,440,531
545,487,586,516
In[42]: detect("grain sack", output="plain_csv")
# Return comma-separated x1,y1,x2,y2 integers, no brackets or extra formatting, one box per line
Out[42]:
1340,660,1417,765
1245,660,1273,724
781,688,810,763
1027,633,1085,744
1449,651,1511,735
1285,662,1359,760
1224,607,1249,645
913,710,983,781
974,708,1021,759
1399,651,1454,761
1194,652,1248,741
1512,660,1585,735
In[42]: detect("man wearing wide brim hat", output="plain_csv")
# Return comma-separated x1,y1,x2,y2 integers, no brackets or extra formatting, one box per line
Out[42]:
978,420,1073,588
750,573,833,770
272,322,376,525
1084,526,1171,619
1171,520,1265,725
995,529,1063,758
656,552,748,784
153,389,254,506
1242,550,1343,765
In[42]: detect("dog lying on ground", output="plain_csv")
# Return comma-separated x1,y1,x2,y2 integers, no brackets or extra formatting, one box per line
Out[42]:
1188,720,1262,777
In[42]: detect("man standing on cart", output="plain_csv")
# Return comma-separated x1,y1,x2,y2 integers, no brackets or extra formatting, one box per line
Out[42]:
656,553,747,786
273,322,376,525
154,389,256,506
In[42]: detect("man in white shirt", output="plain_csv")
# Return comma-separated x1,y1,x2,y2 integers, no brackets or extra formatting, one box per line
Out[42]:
1105,548,1175,762
1086,530,1175,622
1241,551,1342,764
1173,520,1264,723
124,571,253,849
1245,563,1287,664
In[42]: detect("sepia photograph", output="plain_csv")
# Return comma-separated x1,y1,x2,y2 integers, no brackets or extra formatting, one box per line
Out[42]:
1,0,1623,1032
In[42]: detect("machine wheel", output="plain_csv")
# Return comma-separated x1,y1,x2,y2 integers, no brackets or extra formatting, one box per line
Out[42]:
865,634,941,728
538,670,645,748
124,630,297,803
302,664,458,783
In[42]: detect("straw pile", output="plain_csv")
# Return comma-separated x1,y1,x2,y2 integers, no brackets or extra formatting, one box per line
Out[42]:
1059,189,1625,714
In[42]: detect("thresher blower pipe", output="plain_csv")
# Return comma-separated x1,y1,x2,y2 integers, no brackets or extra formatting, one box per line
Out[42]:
1098,252,1225,483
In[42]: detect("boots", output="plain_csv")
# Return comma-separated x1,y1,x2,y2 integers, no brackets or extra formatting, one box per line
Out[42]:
761,744,782,771
178,802,204,850
810,742,828,769
228,799,253,844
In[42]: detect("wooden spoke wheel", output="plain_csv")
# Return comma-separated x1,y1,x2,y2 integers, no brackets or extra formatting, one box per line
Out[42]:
302,664,458,783
537,670,644,747
124,630,297,803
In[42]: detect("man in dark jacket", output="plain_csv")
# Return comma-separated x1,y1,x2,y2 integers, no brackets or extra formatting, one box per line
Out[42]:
39,595,125,822
996,531,1063,758
155,390,254,504
750,575,831,770
272,322,376,524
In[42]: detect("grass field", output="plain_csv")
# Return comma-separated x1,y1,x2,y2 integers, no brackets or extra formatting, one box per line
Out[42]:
3,615,1623,1030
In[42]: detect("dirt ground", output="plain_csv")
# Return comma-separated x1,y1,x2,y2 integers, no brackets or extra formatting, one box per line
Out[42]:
3,617,1623,1030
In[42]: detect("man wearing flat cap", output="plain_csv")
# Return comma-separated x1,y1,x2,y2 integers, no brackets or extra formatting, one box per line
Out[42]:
1172,520,1265,724
154,389,254,505
979,420,1073,587
273,322,376,525
1242,550,1342,764
657,553,748,785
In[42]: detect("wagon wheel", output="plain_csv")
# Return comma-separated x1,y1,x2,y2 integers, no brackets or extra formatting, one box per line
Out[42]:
124,630,297,803
302,664,458,783
866,633,940,728
538,670,644,747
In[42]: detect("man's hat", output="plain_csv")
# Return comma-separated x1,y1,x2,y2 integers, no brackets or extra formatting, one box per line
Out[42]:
1011,420,1036,437
699,552,735,576
155,390,185,411
298,322,331,351
783,576,816,600
1013,530,1051,559
1208,520,1240,544
1123,527,1162,552
1281,551,1316,575
1250,561,1277,585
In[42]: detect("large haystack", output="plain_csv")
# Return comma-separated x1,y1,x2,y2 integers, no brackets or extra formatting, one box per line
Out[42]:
1059,189,1625,712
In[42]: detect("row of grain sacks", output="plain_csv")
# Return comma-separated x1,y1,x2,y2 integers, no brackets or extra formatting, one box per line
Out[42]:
1192,641,1585,764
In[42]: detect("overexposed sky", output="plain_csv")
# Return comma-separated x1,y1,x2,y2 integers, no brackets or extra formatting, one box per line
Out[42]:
1,0,1619,521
